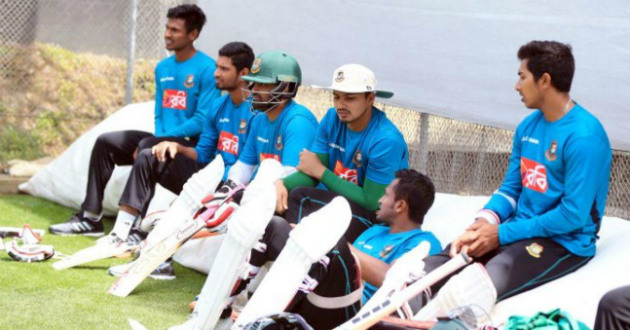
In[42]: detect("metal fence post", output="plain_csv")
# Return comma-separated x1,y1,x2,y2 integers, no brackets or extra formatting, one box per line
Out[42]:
125,0,138,105
418,112,429,174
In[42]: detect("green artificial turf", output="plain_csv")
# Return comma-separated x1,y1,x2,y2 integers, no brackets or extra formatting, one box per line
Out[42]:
0,195,207,330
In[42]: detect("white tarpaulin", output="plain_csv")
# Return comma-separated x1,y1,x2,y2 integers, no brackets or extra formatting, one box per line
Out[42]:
19,102,176,217
198,0,630,151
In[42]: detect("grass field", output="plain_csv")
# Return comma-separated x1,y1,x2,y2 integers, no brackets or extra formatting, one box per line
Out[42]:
0,194,207,330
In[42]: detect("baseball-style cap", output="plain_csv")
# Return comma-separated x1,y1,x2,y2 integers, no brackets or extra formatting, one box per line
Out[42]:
321,64,393,98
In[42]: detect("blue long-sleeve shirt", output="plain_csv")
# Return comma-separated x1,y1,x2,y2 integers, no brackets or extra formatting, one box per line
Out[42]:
194,95,254,179
484,103,612,256
154,51,220,138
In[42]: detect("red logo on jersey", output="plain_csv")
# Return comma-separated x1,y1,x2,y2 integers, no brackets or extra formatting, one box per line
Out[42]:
334,160,358,184
162,89,187,110
521,157,547,193
260,153,281,162
217,131,239,156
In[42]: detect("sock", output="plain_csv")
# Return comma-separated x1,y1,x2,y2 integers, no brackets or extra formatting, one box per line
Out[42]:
83,210,102,222
111,211,138,240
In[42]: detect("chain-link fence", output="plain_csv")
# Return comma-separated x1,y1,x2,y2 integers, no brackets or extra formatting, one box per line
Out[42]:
0,0,192,158
1,1,628,219
296,87,630,220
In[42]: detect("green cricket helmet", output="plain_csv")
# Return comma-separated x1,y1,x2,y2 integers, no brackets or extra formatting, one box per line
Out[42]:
242,51,302,112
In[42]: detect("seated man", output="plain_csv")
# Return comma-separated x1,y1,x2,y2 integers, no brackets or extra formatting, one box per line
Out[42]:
229,169,441,330
100,41,255,246
49,4,220,236
276,64,409,242
219,50,318,190
409,40,612,324
108,50,318,279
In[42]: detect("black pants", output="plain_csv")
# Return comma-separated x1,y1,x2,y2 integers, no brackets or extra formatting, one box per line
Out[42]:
594,285,630,330
247,216,362,330
81,130,194,214
118,148,204,215
408,238,592,312
284,187,377,243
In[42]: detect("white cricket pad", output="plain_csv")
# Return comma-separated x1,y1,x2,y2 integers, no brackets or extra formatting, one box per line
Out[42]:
173,159,283,330
334,253,472,330
233,196,352,329
146,156,225,247
413,262,497,325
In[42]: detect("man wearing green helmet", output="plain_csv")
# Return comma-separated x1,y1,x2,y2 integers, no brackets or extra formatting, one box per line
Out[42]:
219,51,318,192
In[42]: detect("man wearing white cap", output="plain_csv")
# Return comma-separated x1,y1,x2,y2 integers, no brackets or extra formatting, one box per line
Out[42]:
275,64,409,242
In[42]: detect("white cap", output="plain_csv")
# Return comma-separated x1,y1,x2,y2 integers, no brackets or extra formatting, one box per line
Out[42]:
322,64,393,98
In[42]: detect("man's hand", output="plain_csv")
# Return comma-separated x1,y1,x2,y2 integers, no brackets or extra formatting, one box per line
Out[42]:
450,219,500,258
296,149,327,180
449,230,477,257
275,179,289,214
152,141,180,162
465,221,499,257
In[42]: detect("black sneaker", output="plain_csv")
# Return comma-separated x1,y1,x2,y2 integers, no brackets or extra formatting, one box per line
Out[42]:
126,227,148,245
149,261,176,280
49,213,104,237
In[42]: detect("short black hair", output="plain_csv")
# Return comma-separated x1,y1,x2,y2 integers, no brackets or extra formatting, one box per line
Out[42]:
167,4,206,34
517,40,575,93
218,42,255,72
393,169,435,225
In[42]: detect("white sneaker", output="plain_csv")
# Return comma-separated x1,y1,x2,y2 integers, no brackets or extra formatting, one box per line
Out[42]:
108,261,134,277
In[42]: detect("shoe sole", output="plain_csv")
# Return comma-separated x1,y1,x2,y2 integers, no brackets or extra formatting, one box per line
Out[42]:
49,231,104,237
149,274,176,280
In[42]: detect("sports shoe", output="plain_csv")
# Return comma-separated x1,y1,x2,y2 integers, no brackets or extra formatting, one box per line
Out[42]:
149,261,176,280
108,260,176,280
49,212,104,237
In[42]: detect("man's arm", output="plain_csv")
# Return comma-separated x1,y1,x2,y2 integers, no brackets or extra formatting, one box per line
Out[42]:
480,127,523,223
349,244,391,288
154,66,165,136
194,99,220,163
227,160,256,186
320,172,386,211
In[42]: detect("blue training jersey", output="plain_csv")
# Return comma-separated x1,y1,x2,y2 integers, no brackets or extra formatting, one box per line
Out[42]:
154,51,221,138
239,100,318,167
311,107,409,186
354,225,442,303
485,103,611,257
194,95,253,179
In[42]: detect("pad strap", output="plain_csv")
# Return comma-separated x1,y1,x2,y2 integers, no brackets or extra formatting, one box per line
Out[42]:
306,284,364,309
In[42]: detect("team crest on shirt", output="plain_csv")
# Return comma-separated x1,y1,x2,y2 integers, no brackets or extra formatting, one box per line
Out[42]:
238,119,247,134
520,157,547,193
335,70,345,82
526,242,544,258
379,245,394,258
545,140,558,161
251,58,262,74
276,135,283,150
184,74,195,88
352,150,363,168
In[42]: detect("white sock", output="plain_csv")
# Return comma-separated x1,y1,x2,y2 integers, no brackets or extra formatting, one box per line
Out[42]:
111,211,137,240
83,211,101,221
